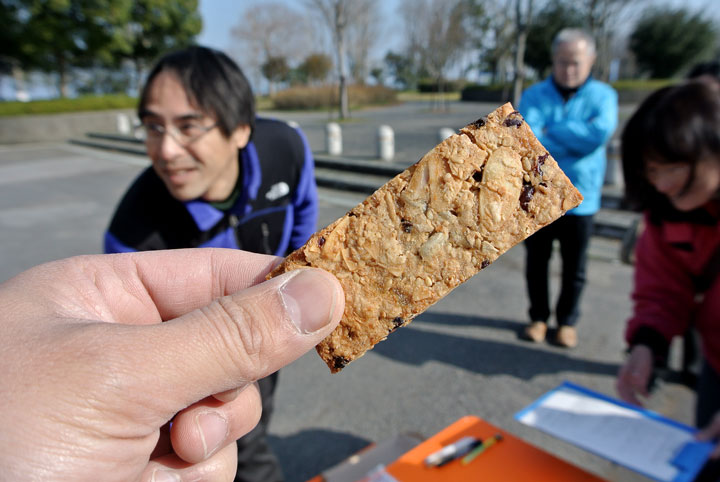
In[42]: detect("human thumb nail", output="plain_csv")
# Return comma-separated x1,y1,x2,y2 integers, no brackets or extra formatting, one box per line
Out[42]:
279,268,341,334
151,469,181,482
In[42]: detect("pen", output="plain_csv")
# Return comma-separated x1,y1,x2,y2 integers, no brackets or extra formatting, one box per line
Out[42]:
461,433,503,465
423,436,483,467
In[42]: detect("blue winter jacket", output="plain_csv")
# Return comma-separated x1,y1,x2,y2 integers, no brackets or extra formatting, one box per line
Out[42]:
104,117,318,256
519,76,618,215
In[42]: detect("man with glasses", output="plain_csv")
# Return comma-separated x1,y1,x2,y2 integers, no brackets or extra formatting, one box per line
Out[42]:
105,46,318,482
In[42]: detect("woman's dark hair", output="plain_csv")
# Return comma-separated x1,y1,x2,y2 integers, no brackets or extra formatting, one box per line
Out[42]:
621,77,720,221
687,60,720,80
138,46,255,138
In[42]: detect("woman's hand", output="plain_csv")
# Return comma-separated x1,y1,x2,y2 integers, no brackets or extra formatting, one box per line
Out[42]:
697,412,720,460
616,344,654,406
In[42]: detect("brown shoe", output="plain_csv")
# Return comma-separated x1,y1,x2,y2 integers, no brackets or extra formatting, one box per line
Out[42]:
555,326,578,348
523,321,547,342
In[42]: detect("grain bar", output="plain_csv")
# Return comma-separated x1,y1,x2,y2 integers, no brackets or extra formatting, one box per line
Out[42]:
269,103,583,372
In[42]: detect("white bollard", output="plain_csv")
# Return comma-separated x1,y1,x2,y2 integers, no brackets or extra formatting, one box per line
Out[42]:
117,114,131,135
377,124,394,162
438,127,455,142
326,122,342,156
604,138,621,186
132,117,145,140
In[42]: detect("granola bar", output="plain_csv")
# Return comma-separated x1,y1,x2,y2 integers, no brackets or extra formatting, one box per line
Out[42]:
269,103,583,372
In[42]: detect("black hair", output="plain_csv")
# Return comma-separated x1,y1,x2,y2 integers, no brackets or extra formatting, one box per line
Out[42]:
687,60,720,80
138,46,255,138
621,77,720,221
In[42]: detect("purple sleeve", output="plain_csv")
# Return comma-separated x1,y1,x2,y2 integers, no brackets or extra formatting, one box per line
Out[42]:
289,127,318,249
103,231,137,254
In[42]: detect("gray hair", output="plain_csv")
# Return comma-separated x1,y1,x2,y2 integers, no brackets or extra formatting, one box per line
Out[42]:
552,28,596,56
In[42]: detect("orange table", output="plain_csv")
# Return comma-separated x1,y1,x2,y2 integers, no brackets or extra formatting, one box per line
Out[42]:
385,415,606,481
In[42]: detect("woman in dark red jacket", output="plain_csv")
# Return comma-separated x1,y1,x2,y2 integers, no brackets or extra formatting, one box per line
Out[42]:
616,77,720,464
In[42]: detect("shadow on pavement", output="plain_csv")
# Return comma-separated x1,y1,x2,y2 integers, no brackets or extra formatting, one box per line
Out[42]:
371,312,620,379
270,429,370,482
419,311,524,330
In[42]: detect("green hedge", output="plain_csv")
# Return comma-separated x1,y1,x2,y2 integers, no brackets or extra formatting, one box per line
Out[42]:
610,79,674,91
417,80,464,93
0,94,137,117
0,86,398,116
271,85,397,110
611,79,675,104
460,79,676,104
460,84,512,103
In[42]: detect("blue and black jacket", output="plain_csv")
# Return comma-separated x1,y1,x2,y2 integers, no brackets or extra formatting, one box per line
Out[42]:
519,76,618,216
104,117,318,256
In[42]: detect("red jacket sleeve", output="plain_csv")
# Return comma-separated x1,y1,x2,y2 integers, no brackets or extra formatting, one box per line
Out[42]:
625,214,697,359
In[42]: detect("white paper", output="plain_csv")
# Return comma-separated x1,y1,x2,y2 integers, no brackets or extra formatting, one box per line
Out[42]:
517,386,693,481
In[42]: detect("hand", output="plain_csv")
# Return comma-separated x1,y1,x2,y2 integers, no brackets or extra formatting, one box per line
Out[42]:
0,249,344,481
697,412,720,459
616,345,654,406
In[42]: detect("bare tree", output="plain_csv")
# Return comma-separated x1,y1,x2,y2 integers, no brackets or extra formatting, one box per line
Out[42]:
398,0,427,77
230,2,313,92
303,0,365,119
512,0,534,105
398,0,469,110
477,1,515,88
579,0,635,81
346,0,382,84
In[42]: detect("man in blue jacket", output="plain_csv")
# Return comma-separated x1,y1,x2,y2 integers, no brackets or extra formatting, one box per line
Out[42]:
105,46,318,481
519,29,618,348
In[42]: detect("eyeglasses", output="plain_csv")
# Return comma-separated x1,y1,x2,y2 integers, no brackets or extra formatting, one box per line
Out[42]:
135,121,218,146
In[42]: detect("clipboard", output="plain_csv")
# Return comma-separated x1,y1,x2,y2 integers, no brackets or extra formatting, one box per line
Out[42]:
515,381,714,482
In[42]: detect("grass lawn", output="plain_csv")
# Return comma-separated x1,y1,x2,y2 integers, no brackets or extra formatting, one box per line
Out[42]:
0,95,137,117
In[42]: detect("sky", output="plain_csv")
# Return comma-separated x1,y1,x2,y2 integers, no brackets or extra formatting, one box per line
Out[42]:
195,0,246,51
196,0,402,56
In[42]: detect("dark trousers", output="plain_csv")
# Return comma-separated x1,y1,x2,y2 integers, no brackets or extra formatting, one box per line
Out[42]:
695,361,720,481
234,371,284,482
696,361,720,428
524,214,594,327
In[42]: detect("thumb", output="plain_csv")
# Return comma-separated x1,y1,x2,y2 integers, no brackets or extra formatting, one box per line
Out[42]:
127,268,344,414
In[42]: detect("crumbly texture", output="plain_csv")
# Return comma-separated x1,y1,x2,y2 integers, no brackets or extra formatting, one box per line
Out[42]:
269,103,583,373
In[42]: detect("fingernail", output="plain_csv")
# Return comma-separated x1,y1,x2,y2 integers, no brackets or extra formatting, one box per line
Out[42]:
151,469,181,482
196,411,229,459
280,269,338,334
213,385,246,403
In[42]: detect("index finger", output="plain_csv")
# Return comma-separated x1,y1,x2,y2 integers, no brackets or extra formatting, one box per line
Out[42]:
108,248,281,321
616,365,645,406
616,379,643,406
11,249,281,324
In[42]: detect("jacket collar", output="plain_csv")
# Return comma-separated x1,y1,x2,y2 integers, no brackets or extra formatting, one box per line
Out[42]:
184,140,262,230
550,75,592,101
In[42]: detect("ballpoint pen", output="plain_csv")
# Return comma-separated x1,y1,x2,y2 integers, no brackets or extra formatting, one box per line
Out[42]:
461,433,503,465
424,436,483,467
